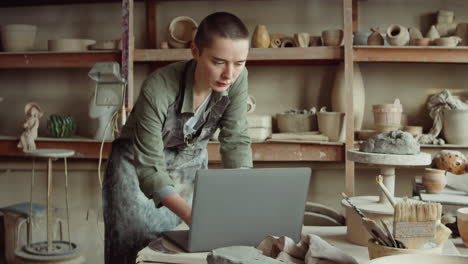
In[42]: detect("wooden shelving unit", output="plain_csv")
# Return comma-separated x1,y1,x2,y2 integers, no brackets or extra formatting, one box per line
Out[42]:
354,46,468,63
0,51,121,69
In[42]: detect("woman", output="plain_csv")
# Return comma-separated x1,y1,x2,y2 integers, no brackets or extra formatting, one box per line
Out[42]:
103,12,253,263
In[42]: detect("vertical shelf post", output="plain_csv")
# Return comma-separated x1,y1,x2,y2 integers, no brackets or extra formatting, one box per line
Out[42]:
344,0,355,196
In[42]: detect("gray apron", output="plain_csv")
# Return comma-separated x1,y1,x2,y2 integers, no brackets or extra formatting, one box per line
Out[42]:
102,61,228,264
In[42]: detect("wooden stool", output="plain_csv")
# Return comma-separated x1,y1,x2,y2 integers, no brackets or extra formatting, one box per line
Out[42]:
15,149,84,263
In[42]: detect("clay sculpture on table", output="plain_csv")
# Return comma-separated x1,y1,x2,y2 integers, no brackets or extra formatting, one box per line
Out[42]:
360,130,420,155
17,102,44,151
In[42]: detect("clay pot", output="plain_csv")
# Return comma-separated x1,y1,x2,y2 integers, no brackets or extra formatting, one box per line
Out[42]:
0,24,37,52
48,39,96,52
252,25,270,48
386,24,409,46
457,207,468,247
372,99,403,133
426,25,441,42
294,32,310,48
309,36,322,46
413,38,431,46
443,109,468,145
317,112,345,142
434,36,462,47
408,27,423,45
167,16,198,49
367,28,384,46
276,113,315,133
402,126,423,137
456,23,468,46
422,168,447,194
331,62,365,131
322,29,343,46
160,41,169,49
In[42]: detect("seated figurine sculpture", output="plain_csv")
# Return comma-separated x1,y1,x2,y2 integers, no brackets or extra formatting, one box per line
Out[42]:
18,103,44,151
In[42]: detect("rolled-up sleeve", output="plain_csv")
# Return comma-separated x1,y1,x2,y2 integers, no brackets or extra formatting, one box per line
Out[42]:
218,69,253,168
131,75,176,205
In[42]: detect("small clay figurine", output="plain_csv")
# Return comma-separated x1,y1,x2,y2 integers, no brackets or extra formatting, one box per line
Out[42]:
17,103,44,151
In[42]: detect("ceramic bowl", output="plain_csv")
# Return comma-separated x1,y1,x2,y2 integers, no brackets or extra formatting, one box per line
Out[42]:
322,29,343,46
48,39,96,52
1,24,37,52
167,16,198,49
413,38,431,46
277,113,316,133
434,36,462,47
367,239,443,260
457,207,468,247
368,253,467,264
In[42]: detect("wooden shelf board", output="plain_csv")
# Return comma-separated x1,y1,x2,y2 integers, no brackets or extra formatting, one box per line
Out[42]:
0,138,344,162
0,51,121,68
207,142,344,163
133,47,344,64
354,46,468,63
0,0,143,7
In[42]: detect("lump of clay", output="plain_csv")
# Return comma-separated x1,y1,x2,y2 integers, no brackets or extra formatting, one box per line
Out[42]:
359,130,420,154
206,246,283,264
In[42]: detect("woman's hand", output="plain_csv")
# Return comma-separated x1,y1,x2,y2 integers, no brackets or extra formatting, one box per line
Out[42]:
161,193,192,225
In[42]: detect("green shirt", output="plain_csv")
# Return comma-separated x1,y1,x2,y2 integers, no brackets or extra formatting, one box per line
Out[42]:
120,60,253,200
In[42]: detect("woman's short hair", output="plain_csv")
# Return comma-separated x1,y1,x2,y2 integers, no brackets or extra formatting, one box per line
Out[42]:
194,12,249,53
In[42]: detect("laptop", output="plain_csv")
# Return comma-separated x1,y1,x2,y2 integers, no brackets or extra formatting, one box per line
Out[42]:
162,167,311,252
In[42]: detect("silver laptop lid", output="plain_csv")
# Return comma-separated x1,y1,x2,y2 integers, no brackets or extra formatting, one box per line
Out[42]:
188,168,311,252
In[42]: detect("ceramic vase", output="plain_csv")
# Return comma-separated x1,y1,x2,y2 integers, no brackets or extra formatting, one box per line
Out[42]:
331,62,365,131
422,168,447,194
47,115,76,138
443,109,468,145
367,28,384,45
386,24,409,46
252,25,270,48
426,25,440,42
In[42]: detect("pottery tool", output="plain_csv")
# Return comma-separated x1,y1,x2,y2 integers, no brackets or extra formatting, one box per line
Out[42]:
341,192,397,247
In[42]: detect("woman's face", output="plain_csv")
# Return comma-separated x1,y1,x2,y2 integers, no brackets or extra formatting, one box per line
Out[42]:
192,36,249,93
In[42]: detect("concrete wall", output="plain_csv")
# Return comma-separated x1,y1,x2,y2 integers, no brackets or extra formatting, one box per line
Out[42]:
0,0,467,263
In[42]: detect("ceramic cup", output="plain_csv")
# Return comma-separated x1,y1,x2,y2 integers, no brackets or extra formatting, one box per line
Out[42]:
422,168,447,194
317,112,345,142
457,207,468,246
309,36,322,46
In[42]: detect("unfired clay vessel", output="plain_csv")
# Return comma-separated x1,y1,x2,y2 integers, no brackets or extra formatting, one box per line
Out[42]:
331,62,365,131
252,25,270,48
322,29,343,46
426,25,441,42
386,24,409,46
443,109,468,145
413,38,431,46
457,207,468,247
367,28,384,45
434,36,462,47
408,27,423,45
277,113,315,132
423,168,447,193
294,32,309,48
309,36,322,46
317,112,345,142
0,24,37,52
167,16,198,49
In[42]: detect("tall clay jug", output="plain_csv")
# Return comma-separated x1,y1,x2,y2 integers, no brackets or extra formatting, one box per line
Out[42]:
331,62,365,131
252,25,270,48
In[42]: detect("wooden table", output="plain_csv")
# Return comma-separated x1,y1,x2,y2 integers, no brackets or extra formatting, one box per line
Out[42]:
135,226,460,264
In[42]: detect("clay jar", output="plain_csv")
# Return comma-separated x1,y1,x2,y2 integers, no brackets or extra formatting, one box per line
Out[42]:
167,16,198,49
317,112,345,142
367,28,384,45
322,29,343,46
422,168,447,194
443,109,468,145
386,24,409,46
252,25,270,48
457,208,468,246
